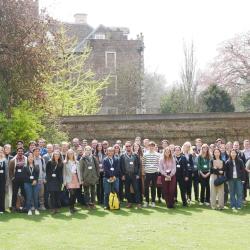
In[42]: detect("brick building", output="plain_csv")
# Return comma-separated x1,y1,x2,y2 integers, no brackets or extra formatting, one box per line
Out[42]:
61,14,145,115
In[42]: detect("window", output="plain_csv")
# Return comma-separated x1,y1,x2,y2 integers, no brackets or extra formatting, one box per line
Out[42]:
94,33,105,39
105,51,116,70
106,75,117,96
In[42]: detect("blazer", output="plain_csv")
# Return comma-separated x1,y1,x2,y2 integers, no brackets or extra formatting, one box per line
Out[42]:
225,159,245,181
80,156,99,185
46,160,63,192
63,161,82,186
174,155,188,178
120,153,140,176
103,156,120,178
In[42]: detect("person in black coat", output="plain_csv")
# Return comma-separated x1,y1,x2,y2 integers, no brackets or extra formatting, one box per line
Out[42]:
46,150,63,214
225,149,245,209
174,146,189,206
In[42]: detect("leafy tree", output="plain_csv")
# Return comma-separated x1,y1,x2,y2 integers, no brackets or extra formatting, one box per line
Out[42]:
240,90,250,111
0,102,45,147
200,84,235,112
160,86,186,113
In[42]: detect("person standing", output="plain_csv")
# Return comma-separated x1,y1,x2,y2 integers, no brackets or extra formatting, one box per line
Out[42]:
46,150,63,214
210,149,225,210
80,146,99,209
33,147,46,211
120,141,141,209
9,147,27,212
103,147,120,209
182,142,194,202
0,148,6,213
174,146,189,207
191,146,200,202
159,147,176,208
142,141,160,208
64,149,82,214
197,144,211,206
94,143,106,205
225,149,245,210
23,153,40,215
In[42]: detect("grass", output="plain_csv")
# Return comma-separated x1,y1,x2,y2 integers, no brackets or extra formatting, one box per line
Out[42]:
0,201,250,250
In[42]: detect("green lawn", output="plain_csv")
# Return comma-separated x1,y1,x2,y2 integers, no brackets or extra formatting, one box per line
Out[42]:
0,202,250,250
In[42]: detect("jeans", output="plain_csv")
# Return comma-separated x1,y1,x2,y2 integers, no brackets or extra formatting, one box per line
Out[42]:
24,183,39,210
124,175,140,204
97,172,104,204
176,176,187,206
228,179,243,208
12,179,26,209
199,175,210,203
103,178,119,207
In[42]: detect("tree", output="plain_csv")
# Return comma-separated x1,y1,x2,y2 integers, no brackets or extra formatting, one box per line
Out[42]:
200,84,235,112
160,85,186,113
240,90,250,111
143,71,167,113
44,28,109,116
0,0,54,116
180,41,199,112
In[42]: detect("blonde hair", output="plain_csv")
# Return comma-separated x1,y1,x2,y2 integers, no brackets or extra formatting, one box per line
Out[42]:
65,149,77,163
181,141,193,154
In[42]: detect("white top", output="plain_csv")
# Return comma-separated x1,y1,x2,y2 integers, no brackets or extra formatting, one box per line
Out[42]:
233,160,237,179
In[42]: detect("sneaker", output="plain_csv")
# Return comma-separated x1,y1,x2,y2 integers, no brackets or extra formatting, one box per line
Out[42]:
136,204,142,209
126,203,132,208
204,202,210,206
151,202,156,208
35,209,40,215
39,206,46,211
237,207,241,210
28,210,32,216
143,202,148,208
0,211,4,214
231,207,236,210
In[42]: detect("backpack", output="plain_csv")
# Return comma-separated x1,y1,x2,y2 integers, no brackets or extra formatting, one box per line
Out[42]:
109,192,120,210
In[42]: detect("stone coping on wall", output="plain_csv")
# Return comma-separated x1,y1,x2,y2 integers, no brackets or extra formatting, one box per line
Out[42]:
61,112,250,123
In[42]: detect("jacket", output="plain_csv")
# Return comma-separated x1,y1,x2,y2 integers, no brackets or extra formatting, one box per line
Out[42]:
103,156,120,178
174,155,188,178
63,160,82,186
23,166,40,184
210,160,226,176
120,153,140,176
9,156,28,181
46,160,63,192
80,156,99,185
225,159,245,181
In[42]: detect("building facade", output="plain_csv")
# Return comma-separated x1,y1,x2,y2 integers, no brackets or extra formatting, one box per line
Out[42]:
62,14,145,115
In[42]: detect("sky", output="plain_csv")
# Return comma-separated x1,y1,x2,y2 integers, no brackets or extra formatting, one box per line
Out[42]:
39,0,250,84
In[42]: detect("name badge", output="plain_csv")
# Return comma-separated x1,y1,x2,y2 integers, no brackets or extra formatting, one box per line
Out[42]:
204,165,208,169
52,173,56,177
110,167,114,171
187,163,190,167
177,164,180,168
130,161,133,165
30,176,34,180
0,170,4,174
99,164,102,167
88,166,93,170
194,165,197,169
17,169,22,173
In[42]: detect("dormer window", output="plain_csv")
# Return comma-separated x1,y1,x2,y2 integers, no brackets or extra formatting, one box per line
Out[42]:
94,33,106,39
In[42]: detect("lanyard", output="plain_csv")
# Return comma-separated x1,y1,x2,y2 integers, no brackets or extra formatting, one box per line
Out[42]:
175,156,181,164
29,166,34,175
53,164,58,172
125,153,133,160
0,161,3,168
108,158,113,167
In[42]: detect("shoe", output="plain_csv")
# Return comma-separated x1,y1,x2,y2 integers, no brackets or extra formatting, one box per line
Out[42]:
151,202,156,208
231,207,236,210
136,204,142,209
35,209,40,215
143,202,148,208
31,206,35,211
39,206,46,211
237,207,241,210
28,210,32,216
104,206,110,210
51,209,56,215
11,207,16,213
69,209,74,214
126,203,132,208
183,203,188,207
204,202,210,206
0,211,4,214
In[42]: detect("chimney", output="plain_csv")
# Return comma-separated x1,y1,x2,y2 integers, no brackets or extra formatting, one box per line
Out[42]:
74,13,88,24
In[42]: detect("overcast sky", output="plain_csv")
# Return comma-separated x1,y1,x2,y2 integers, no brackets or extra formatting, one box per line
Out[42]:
40,0,250,84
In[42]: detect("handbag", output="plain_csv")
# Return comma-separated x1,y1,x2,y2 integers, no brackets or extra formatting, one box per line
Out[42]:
214,175,227,186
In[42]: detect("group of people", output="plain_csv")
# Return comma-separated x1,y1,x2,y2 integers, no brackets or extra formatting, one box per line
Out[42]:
0,136,250,215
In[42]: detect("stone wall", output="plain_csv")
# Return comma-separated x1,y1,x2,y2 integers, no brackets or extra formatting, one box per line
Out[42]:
61,112,250,144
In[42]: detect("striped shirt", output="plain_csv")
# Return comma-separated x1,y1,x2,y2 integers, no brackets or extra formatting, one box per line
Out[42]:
142,151,160,173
